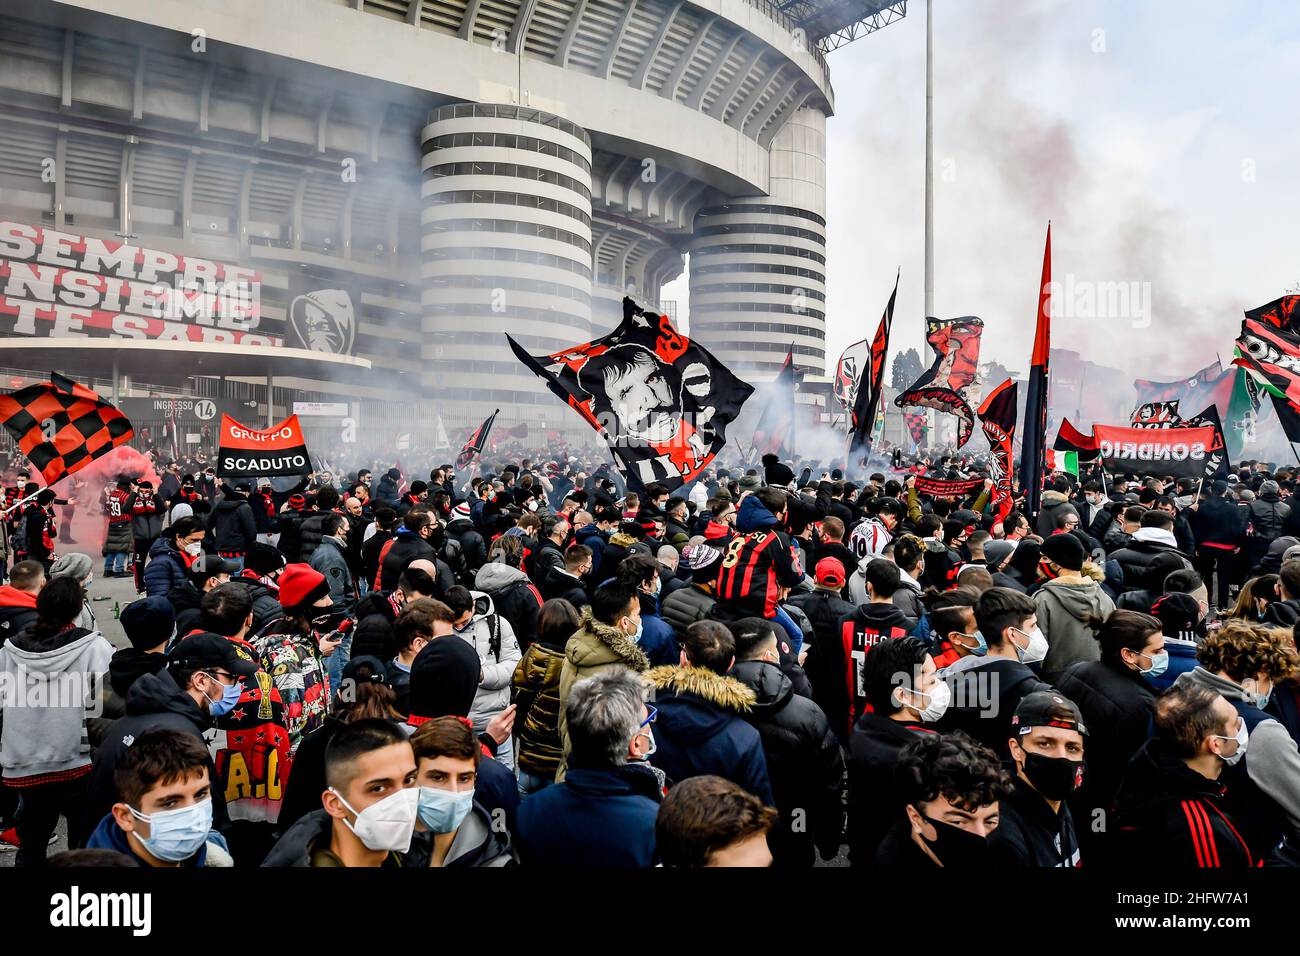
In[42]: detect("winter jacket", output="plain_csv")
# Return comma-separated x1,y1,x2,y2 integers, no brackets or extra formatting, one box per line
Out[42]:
847,713,935,865
531,538,566,594
573,524,608,577
446,517,488,581
274,510,309,565
989,772,1082,867
730,660,844,865
557,608,652,777
377,528,437,592
543,569,589,609
403,801,516,867
662,584,717,635
0,585,38,646
82,667,223,836
253,619,338,754
646,664,774,804
636,592,679,667
592,530,638,583
261,808,403,867
1033,572,1115,683
309,537,354,608
107,647,169,701
1035,490,1078,538
168,582,205,638
1112,737,1255,868
1056,658,1156,835
351,590,402,661
0,625,113,781
513,642,567,778
837,602,915,736
374,474,401,509
1175,666,1300,856
208,496,256,554
474,561,542,653
1247,492,1291,542
936,657,1055,756
515,763,661,866
86,813,232,867
1109,529,1192,591
451,590,522,731
126,491,165,542
788,588,857,742
144,536,189,598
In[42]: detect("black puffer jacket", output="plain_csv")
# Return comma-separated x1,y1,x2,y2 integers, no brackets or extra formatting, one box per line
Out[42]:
661,584,716,635
846,712,934,865
351,590,399,661
297,512,332,562
446,517,487,581
730,660,844,867
1109,535,1192,591
233,575,284,634
1248,491,1291,541
207,496,256,554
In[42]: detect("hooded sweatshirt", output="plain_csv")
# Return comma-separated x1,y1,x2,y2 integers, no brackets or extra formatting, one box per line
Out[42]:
0,625,113,781
1033,569,1116,682
838,603,914,733
451,589,522,730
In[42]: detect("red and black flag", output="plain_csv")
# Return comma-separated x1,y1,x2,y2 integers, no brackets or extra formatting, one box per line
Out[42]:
893,314,983,447
0,372,133,486
1130,400,1183,428
1245,294,1300,332
752,347,796,457
457,409,499,470
1093,423,1217,480
977,377,1018,525
849,271,899,466
1270,393,1300,445
216,415,311,478
904,409,927,450
1181,403,1232,479
507,296,753,494
1018,223,1052,521
1053,417,1100,461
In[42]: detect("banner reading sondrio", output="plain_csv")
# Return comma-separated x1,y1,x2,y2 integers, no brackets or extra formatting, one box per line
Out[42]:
216,415,311,478
1094,423,1216,479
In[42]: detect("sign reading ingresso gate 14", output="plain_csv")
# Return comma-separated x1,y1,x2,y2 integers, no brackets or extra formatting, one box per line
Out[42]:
0,220,276,345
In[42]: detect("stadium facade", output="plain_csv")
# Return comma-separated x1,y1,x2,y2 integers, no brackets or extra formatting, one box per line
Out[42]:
0,0,905,454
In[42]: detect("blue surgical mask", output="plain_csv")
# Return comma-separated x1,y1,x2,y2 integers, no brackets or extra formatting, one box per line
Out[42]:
127,798,213,862
956,630,988,657
418,787,475,834
205,677,244,718
1139,650,1169,679
631,618,644,644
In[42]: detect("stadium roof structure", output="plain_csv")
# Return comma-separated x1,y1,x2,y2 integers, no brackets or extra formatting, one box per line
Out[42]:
776,0,909,52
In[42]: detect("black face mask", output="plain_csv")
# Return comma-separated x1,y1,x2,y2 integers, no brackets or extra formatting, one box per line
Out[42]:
1021,751,1086,801
920,814,992,868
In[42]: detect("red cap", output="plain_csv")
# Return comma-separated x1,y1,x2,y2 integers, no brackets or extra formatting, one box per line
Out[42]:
815,556,846,588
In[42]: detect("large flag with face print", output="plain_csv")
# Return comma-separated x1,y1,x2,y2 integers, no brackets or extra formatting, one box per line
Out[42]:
894,315,984,448
507,297,753,494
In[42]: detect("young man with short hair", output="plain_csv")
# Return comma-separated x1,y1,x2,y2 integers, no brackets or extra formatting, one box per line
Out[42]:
990,692,1086,867
262,718,418,867
838,558,914,734
85,729,231,867
0,559,44,645
656,775,777,867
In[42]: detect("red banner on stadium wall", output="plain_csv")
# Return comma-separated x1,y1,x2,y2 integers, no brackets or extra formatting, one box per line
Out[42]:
216,415,311,477
1093,424,1216,479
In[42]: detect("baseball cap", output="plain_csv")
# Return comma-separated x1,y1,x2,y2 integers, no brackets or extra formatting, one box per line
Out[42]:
815,557,847,588
168,632,258,678
1011,691,1087,737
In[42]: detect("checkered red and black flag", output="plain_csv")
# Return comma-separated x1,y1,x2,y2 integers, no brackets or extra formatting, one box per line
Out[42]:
0,372,134,486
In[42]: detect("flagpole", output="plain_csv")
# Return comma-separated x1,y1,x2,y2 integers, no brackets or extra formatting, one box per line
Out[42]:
923,0,935,319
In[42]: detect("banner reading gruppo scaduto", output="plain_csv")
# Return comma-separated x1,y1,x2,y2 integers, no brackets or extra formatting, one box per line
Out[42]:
1093,423,1216,479
216,415,311,478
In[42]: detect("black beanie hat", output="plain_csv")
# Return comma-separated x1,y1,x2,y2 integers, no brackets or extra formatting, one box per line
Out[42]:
1041,532,1085,572
408,636,480,721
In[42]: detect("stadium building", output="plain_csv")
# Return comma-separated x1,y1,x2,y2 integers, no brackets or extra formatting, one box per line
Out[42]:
0,0,906,456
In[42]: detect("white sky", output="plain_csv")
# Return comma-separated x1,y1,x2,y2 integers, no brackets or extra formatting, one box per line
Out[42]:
667,0,1300,380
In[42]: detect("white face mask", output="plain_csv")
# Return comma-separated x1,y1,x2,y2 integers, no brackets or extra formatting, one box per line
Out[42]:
899,680,951,722
1212,720,1250,767
183,542,202,557
328,786,418,853
1012,626,1049,665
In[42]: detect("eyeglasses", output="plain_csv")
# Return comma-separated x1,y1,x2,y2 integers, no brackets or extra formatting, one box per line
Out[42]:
640,704,658,728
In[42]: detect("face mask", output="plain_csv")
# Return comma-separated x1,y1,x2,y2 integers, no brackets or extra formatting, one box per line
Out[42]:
1012,626,1049,665
1212,721,1249,767
329,786,419,853
1135,649,1168,678
633,725,658,760
900,680,951,722
417,787,475,834
955,630,988,657
919,813,992,868
1020,750,1086,801
1242,679,1272,710
204,676,244,718
127,799,213,862
625,617,643,644
183,542,202,557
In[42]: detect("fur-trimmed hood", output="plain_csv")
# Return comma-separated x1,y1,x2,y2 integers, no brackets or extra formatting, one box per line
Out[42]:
567,607,650,672
645,664,755,712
